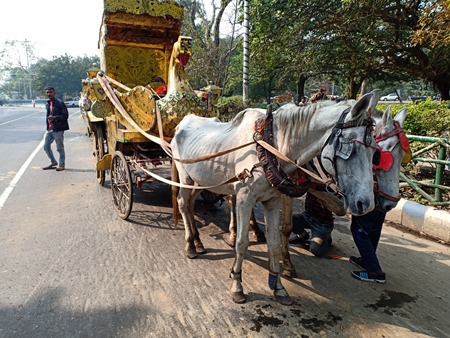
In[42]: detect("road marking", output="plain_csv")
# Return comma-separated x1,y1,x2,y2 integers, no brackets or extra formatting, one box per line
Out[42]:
0,138,44,211
0,111,80,211
0,111,44,126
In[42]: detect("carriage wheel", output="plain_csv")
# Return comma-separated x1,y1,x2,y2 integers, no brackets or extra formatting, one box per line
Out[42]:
200,190,224,204
94,126,106,186
111,151,133,220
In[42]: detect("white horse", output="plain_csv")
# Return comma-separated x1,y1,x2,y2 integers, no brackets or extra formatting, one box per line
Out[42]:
280,101,409,278
171,92,378,305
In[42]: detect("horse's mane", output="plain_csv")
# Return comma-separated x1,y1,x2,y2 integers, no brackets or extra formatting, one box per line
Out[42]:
275,100,351,147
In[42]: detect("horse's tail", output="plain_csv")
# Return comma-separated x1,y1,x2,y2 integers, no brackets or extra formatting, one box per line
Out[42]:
171,160,180,226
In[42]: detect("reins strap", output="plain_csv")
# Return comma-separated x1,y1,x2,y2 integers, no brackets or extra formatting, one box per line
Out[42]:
256,140,330,186
172,141,255,164
135,160,241,189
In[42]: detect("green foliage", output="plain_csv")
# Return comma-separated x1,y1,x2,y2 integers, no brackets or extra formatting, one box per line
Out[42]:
377,100,450,137
216,95,250,121
32,55,99,99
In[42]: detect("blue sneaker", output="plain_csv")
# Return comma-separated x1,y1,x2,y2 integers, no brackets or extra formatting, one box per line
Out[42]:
351,270,386,283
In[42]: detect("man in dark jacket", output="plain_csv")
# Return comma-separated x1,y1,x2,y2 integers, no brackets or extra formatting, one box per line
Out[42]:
42,86,69,171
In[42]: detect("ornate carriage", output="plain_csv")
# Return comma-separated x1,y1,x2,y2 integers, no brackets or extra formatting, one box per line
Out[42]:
80,0,222,219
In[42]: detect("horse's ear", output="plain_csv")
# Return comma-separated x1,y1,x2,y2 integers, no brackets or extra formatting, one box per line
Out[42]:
394,108,407,127
368,89,381,110
350,92,373,120
382,105,393,127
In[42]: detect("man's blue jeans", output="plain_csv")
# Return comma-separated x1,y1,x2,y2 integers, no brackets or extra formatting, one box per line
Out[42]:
44,130,65,166
292,212,333,257
350,209,386,272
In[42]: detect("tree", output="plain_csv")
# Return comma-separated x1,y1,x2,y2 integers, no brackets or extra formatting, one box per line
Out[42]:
32,55,99,99
412,0,450,47
249,0,450,100
180,0,241,90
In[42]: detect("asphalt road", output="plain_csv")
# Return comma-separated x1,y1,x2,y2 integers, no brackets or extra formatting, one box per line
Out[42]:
0,106,449,337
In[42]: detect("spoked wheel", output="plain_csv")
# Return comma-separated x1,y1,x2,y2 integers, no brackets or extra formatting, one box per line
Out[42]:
200,190,224,204
111,151,133,220
94,126,107,186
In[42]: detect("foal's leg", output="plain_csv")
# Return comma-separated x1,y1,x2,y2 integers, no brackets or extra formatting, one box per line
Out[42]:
281,195,297,278
178,187,199,259
263,197,293,305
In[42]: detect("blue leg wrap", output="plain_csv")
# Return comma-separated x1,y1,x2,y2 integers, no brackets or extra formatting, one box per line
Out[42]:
268,270,279,290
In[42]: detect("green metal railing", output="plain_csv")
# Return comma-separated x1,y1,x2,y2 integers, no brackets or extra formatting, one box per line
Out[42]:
400,135,450,206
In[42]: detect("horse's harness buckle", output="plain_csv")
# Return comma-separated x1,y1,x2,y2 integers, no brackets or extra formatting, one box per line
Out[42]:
237,168,253,182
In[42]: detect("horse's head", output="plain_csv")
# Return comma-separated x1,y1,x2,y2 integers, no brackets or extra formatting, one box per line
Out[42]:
321,92,378,215
372,106,408,212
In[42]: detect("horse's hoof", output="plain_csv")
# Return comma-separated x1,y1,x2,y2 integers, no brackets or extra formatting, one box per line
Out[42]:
282,268,298,279
186,251,199,259
274,294,294,306
231,291,246,304
196,246,207,254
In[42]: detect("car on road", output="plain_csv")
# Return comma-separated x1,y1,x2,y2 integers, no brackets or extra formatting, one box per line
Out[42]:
64,98,79,107
380,93,399,101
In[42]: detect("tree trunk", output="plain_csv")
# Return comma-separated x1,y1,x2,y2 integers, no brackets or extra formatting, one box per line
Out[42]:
296,73,307,103
434,77,450,101
347,74,357,99
360,80,367,96
242,0,249,103
347,73,364,99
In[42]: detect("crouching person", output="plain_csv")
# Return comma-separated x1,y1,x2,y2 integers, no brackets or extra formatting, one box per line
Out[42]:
289,192,334,257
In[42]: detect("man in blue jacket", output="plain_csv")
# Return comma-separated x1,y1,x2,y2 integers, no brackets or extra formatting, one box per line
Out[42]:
42,86,69,171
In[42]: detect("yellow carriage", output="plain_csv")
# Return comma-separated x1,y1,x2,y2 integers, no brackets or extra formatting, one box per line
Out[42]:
80,0,221,219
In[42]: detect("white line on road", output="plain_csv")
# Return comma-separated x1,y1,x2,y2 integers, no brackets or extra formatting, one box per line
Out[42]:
0,110,44,126
0,111,80,211
0,138,44,211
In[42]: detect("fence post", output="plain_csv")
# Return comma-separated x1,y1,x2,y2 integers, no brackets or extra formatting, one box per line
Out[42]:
435,144,446,202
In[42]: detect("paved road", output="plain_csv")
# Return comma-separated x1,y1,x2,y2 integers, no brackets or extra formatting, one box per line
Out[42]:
0,107,449,337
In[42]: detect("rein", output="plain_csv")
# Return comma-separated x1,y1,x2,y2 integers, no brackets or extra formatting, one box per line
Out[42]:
322,107,375,193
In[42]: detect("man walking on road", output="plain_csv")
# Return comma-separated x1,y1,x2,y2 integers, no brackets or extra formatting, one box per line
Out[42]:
42,86,69,171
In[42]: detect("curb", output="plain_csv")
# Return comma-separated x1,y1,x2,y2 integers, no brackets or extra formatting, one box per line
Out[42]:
385,199,450,244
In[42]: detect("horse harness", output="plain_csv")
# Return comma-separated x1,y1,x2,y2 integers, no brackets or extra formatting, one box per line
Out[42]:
322,107,376,195
252,106,310,197
371,120,411,202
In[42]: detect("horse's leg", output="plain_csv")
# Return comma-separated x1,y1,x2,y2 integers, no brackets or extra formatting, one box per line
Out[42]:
281,195,297,278
189,189,206,254
263,197,293,305
177,187,198,259
250,209,266,243
228,195,265,246
226,194,237,247
230,192,252,304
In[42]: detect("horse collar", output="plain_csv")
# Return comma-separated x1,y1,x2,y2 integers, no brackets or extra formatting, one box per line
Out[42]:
254,108,310,197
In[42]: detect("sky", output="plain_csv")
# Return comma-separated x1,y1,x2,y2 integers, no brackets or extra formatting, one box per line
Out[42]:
1,0,104,60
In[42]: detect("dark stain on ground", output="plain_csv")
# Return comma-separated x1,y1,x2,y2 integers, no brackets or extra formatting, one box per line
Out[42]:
366,290,418,315
250,308,284,332
249,304,342,334
297,312,343,334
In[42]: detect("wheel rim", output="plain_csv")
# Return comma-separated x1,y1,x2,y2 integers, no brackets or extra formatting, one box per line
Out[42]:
111,151,133,219
94,127,106,186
